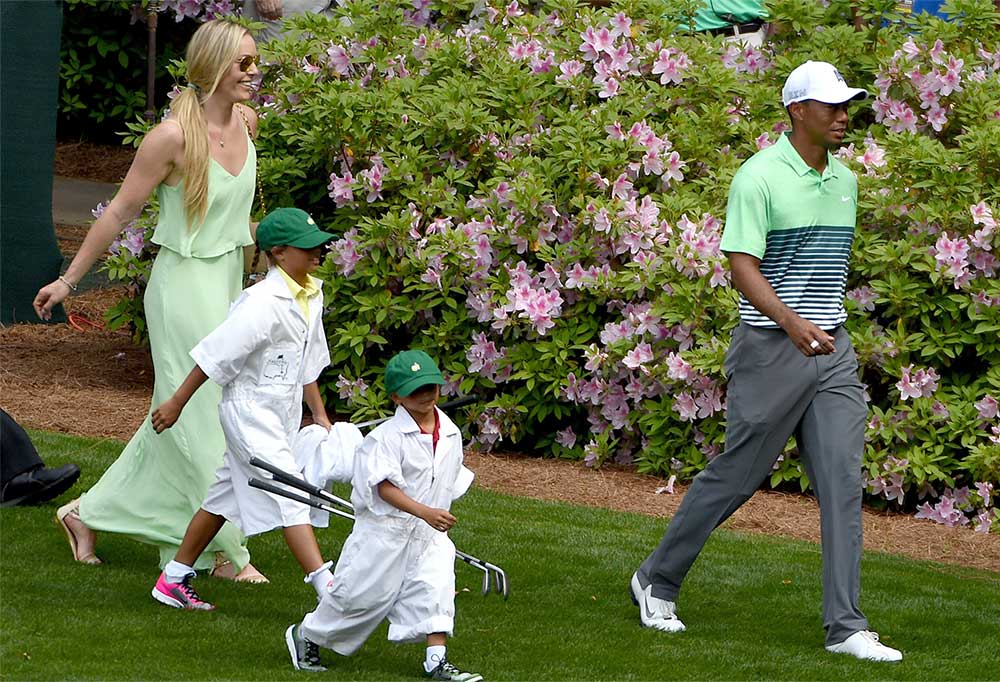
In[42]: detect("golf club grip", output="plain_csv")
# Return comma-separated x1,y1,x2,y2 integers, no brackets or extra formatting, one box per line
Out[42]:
249,457,325,496
248,477,355,522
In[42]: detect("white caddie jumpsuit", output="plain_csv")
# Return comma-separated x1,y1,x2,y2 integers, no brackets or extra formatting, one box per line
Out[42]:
300,405,472,655
193,267,330,536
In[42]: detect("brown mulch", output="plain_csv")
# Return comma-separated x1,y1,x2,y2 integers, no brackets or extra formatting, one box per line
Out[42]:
55,141,135,183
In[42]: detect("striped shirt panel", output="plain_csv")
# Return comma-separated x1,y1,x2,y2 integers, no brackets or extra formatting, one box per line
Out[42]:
737,224,854,329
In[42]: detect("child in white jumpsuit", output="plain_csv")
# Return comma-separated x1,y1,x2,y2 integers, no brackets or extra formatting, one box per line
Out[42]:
286,350,483,682
149,207,340,611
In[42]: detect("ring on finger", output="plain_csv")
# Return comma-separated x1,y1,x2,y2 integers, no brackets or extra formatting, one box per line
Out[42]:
809,339,820,350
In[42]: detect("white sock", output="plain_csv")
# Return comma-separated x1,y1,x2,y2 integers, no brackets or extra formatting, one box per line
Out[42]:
425,645,446,672
304,561,334,598
164,560,195,584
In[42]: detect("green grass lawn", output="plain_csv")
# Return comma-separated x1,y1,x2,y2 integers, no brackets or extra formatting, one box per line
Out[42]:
2,431,998,680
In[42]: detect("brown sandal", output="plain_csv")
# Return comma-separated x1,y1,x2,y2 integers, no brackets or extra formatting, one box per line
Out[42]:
211,553,269,583
55,498,102,565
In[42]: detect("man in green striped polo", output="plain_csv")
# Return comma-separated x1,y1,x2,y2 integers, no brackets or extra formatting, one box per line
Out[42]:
630,62,904,663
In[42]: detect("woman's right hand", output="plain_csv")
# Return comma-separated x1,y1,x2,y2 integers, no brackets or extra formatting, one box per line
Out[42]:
33,279,72,321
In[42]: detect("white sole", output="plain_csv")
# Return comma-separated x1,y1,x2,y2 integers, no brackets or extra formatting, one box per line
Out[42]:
151,587,184,609
285,625,303,671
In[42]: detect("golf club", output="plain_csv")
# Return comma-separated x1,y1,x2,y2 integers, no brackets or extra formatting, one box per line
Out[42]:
249,453,509,599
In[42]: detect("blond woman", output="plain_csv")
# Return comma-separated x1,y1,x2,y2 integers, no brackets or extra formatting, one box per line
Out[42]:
35,19,266,582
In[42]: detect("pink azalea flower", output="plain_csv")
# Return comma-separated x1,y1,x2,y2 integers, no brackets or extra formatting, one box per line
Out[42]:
327,170,355,208
925,104,949,132
651,49,689,85
611,173,636,201
970,201,996,228
931,401,950,418
887,100,918,134
593,208,613,233
325,44,352,76
598,77,620,99
847,285,877,311
974,394,999,419
973,511,993,534
609,12,632,38
359,158,385,202
605,121,625,140
662,151,685,186
641,149,664,176
974,482,993,506
421,267,442,289
755,133,773,150
856,140,887,172
556,427,577,449
897,364,939,399
579,26,613,61
934,232,971,280
331,229,362,276
665,352,693,381
557,59,584,82
709,262,729,288
530,54,555,74
929,39,946,64
623,342,653,369
672,392,698,421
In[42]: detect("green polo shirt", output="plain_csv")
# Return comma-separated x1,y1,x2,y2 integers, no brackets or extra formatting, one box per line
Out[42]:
720,133,858,330
692,0,766,31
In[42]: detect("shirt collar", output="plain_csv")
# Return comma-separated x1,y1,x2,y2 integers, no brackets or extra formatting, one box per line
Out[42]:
274,266,321,300
777,133,839,179
392,404,460,436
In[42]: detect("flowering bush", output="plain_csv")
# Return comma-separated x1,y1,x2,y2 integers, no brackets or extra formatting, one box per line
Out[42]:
105,0,999,530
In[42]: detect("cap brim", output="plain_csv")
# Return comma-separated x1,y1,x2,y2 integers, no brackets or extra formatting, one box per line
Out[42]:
285,231,336,249
394,375,445,397
812,87,869,104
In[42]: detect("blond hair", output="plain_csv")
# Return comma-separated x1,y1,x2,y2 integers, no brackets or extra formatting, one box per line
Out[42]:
169,19,250,228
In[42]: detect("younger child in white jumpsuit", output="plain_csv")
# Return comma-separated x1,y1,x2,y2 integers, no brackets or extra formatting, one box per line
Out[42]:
149,208,340,610
286,350,483,682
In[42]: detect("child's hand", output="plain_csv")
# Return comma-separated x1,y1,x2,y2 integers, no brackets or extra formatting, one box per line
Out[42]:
421,507,456,533
151,398,183,433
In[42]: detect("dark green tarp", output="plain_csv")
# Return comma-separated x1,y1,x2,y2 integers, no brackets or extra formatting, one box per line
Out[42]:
1,0,66,323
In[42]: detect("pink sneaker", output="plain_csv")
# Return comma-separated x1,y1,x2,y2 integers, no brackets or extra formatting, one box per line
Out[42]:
151,572,215,611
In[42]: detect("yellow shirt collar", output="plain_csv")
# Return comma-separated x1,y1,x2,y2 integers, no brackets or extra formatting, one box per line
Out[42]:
275,266,320,317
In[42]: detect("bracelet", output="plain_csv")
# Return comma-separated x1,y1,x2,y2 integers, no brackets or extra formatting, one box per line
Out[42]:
58,275,78,292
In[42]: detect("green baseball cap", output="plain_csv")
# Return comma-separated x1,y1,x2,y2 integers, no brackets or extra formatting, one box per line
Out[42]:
385,350,445,397
256,207,335,251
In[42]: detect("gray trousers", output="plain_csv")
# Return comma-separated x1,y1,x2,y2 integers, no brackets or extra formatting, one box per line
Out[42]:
638,324,869,646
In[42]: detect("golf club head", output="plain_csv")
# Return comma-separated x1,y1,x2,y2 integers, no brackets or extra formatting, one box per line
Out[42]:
487,563,509,599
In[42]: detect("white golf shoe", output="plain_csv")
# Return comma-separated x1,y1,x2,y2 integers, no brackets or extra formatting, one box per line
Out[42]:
825,630,902,662
630,572,685,632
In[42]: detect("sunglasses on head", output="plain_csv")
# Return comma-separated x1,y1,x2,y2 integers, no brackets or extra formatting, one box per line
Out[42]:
236,55,260,72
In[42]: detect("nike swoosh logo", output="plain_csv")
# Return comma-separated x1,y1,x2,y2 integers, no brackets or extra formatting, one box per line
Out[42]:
637,585,659,620
841,196,851,202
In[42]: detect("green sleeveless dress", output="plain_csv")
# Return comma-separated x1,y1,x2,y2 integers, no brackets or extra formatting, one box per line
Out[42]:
79,128,256,571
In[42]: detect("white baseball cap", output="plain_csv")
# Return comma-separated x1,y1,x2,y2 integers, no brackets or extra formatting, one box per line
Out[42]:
781,61,869,107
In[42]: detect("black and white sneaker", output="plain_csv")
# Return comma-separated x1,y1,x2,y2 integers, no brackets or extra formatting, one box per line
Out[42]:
425,657,483,682
285,624,326,672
